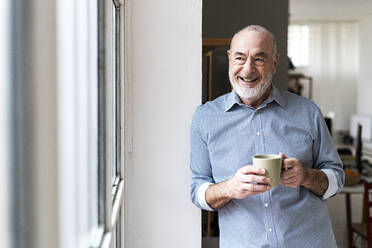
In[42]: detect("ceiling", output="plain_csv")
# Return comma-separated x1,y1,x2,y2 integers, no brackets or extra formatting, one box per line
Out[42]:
290,0,372,22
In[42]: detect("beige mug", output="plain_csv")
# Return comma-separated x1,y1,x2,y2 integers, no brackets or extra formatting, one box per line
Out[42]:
253,154,283,188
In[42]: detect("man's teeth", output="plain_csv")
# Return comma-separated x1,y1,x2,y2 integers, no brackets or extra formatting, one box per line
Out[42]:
239,76,257,82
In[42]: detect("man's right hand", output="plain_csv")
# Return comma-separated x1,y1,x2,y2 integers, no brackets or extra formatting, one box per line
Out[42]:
227,165,272,199
205,165,272,210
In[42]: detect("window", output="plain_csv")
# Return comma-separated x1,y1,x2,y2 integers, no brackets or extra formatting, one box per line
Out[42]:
3,0,127,247
58,0,125,247
288,25,310,67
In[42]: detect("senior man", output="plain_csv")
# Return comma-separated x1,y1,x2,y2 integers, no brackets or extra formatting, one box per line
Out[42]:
190,25,344,248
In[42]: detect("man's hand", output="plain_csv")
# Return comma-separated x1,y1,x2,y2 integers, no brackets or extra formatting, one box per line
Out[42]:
279,153,308,188
279,153,329,196
227,165,272,199
205,165,271,209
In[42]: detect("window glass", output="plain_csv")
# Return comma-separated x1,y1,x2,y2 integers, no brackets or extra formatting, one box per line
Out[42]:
288,25,309,67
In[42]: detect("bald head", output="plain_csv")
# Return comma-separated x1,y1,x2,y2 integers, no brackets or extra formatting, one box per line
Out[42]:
230,25,277,56
227,25,280,107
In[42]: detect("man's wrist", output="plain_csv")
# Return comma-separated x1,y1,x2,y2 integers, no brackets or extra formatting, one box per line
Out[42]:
300,168,329,196
221,179,233,199
206,180,233,209
301,167,312,187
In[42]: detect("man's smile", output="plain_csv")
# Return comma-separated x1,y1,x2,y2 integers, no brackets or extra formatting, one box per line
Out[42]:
237,76,260,84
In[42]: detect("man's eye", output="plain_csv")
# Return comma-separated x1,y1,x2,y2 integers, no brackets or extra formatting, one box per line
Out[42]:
236,57,243,60
254,58,265,65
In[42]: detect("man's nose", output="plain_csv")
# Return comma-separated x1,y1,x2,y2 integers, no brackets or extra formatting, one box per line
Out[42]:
241,58,256,74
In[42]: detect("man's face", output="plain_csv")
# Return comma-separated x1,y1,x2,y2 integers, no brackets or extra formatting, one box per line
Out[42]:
227,30,279,103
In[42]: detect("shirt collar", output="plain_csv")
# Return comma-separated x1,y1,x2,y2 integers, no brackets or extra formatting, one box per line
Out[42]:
224,84,286,112
263,84,286,107
224,89,242,112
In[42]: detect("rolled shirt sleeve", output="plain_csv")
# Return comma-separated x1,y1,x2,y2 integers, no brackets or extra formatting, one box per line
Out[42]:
197,182,215,211
321,169,339,199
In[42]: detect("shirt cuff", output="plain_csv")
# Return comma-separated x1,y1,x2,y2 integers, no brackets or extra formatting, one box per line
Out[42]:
197,182,215,211
321,169,338,200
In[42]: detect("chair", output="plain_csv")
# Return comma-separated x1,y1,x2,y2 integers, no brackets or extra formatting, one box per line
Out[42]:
349,182,372,247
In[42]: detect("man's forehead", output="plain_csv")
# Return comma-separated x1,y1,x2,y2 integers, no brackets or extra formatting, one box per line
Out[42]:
230,30,274,53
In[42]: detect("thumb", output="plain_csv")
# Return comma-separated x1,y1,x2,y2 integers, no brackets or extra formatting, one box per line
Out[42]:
279,153,288,159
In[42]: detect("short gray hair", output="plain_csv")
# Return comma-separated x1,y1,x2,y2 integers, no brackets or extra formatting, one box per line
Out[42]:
231,25,277,55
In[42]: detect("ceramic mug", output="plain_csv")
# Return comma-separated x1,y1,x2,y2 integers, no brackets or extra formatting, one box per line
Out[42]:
252,154,283,188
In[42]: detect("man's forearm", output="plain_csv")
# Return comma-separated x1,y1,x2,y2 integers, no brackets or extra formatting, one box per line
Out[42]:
301,168,329,196
205,181,232,210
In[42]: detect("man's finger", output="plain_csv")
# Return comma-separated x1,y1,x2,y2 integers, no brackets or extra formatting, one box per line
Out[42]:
244,182,271,192
280,178,296,184
239,165,266,175
279,152,288,160
281,172,295,180
280,182,297,188
282,159,296,170
242,174,271,184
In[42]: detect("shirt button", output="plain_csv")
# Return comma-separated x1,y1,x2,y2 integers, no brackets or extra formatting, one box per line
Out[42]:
264,203,269,207
268,228,272,232
256,131,260,136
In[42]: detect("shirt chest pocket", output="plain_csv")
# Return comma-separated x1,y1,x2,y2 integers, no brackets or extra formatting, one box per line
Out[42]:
207,129,257,182
275,134,314,168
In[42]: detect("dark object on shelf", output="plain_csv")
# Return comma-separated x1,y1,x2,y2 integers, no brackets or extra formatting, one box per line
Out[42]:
337,148,352,155
288,73,313,99
343,135,354,145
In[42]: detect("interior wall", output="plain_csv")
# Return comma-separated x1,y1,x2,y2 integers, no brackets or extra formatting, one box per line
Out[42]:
203,0,289,91
127,0,202,247
357,15,372,116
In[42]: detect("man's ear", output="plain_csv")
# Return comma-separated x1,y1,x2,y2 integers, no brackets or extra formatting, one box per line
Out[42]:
272,53,280,74
227,50,231,59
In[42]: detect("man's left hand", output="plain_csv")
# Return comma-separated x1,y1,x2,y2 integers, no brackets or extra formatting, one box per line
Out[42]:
279,153,308,188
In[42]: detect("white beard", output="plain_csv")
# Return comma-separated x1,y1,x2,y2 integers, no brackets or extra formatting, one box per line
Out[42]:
229,70,273,103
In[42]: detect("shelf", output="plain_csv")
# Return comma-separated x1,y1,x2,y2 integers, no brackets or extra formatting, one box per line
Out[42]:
202,38,231,54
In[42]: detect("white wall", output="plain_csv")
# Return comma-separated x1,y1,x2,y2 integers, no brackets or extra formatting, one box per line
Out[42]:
357,15,372,116
126,0,202,248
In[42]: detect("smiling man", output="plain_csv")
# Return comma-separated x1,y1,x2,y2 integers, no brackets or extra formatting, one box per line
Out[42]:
227,26,278,109
190,25,344,248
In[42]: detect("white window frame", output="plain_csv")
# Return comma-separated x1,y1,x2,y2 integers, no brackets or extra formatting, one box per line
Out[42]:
100,0,126,247
0,0,12,246
58,0,126,247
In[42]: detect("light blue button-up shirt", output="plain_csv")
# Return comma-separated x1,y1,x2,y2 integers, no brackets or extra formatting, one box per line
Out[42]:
190,85,344,248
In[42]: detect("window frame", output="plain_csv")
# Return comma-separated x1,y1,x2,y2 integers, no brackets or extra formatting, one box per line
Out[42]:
98,0,125,247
